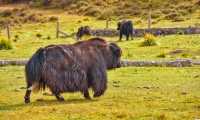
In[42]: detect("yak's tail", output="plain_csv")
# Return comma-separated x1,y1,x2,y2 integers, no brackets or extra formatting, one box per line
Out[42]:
25,48,46,92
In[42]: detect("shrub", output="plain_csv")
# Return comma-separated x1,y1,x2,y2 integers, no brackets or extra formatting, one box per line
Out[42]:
83,18,89,21
0,36,13,50
46,35,51,40
176,30,185,35
0,10,12,17
49,16,58,22
157,53,166,58
36,33,42,38
13,35,19,42
181,53,191,58
141,33,158,46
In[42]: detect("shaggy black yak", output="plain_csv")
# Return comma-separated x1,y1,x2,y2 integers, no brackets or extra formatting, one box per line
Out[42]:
117,20,134,41
24,37,122,103
76,26,91,41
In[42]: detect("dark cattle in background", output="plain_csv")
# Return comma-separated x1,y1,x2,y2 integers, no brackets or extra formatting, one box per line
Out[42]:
24,37,122,103
76,26,92,40
117,20,134,41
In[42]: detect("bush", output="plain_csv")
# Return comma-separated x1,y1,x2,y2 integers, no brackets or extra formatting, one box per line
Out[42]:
0,10,12,17
141,33,158,46
157,53,166,58
48,16,58,22
13,35,19,42
46,35,51,40
181,53,191,58
0,36,13,50
36,33,42,38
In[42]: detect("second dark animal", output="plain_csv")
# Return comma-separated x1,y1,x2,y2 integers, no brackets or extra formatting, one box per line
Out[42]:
76,26,92,41
117,20,134,41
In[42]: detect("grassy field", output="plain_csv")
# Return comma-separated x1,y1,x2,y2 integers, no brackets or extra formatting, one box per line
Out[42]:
0,66,200,120
0,5,200,60
0,4,200,120
0,21,200,60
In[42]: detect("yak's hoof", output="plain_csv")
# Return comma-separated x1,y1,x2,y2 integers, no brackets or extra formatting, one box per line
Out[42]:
93,93,102,98
57,96,65,101
24,98,30,104
85,96,91,100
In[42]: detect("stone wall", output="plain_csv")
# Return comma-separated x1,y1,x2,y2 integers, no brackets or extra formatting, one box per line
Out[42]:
90,27,200,37
0,59,27,66
121,59,193,67
0,59,194,67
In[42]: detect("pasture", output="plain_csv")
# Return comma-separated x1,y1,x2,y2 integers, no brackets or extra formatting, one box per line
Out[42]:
0,21,200,60
0,4,200,120
0,66,200,120
0,8,200,60
0,5,200,59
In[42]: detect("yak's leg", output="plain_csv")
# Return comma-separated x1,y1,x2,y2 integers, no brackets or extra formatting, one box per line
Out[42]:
83,90,91,100
24,83,32,103
52,89,64,101
88,67,107,98
126,34,129,41
55,93,65,101
119,33,123,41
131,32,133,40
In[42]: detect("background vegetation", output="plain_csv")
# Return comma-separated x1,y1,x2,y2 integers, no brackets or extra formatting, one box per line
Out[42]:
0,0,200,21
0,1,200,120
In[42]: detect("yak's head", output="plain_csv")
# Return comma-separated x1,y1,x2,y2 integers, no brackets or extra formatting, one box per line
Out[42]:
86,38,122,70
117,22,121,30
107,42,122,69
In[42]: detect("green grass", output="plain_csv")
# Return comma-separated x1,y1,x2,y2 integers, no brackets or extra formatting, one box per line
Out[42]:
0,4,200,120
0,66,200,120
0,22,200,60
0,7,199,60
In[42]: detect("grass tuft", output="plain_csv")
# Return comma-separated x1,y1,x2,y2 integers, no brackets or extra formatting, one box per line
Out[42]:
141,33,158,47
0,36,13,50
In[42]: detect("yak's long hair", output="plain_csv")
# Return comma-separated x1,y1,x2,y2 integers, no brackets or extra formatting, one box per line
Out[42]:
25,37,122,99
117,20,134,40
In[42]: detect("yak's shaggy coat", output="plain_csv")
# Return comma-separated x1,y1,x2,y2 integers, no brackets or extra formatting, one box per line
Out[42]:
117,20,134,41
24,38,122,103
76,26,91,41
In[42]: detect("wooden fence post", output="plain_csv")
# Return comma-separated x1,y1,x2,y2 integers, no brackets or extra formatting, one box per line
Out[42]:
6,24,10,40
148,0,152,31
106,19,109,29
56,19,59,38
148,9,152,30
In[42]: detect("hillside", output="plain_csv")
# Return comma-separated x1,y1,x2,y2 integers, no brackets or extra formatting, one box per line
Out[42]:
1,0,200,21
57,0,200,20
